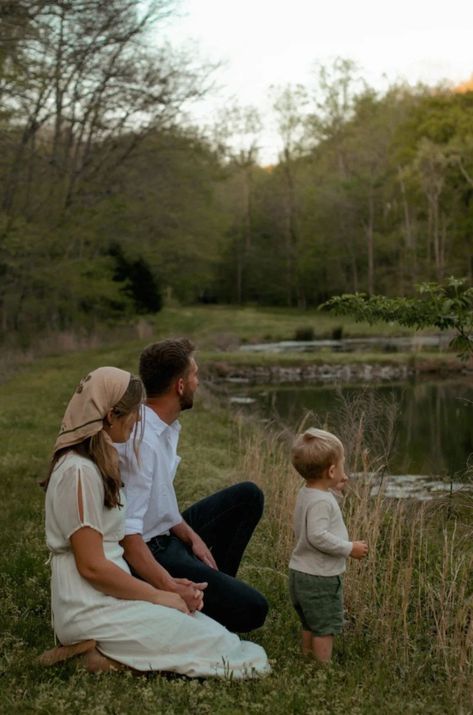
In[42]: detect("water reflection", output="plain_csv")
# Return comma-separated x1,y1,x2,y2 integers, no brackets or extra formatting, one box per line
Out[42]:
230,379,473,478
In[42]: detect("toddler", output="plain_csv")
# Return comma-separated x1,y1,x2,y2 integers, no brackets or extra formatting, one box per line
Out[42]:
288,427,368,663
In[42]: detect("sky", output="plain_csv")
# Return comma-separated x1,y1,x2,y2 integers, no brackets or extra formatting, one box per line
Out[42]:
160,0,473,163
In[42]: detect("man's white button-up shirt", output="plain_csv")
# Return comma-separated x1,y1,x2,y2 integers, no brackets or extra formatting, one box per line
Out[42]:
116,405,182,542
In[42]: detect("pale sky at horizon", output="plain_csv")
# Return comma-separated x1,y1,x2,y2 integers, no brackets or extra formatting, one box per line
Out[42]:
160,0,473,163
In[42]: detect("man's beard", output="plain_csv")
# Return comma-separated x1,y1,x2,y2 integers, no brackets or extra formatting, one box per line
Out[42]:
179,386,194,411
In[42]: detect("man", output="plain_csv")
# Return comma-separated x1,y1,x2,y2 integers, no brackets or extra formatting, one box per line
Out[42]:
116,337,268,633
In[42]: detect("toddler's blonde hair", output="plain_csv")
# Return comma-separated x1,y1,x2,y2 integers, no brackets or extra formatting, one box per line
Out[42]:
292,427,344,480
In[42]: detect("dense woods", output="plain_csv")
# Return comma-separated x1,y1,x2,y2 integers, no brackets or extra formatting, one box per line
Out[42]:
1,2,473,341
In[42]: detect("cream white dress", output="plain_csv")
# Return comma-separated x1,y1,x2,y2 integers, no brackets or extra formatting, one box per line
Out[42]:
45,453,270,678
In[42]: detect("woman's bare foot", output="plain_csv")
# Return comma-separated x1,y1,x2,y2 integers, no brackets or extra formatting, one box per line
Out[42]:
81,648,129,673
39,640,96,666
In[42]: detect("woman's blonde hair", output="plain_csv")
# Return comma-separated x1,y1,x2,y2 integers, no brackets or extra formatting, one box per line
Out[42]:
291,427,344,481
43,375,144,508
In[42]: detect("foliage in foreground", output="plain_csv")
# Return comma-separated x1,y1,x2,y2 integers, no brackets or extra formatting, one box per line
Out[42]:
0,347,472,713
324,277,473,359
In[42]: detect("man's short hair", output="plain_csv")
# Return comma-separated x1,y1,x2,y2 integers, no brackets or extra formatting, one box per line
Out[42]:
292,427,344,480
139,337,195,397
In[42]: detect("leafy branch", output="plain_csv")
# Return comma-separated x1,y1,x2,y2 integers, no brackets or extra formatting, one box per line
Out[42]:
322,277,473,360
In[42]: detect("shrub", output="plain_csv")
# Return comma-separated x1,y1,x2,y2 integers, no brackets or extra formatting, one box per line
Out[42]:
294,326,315,341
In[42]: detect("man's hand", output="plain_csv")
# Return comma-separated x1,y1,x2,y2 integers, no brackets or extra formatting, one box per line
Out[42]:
191,533,218,570
170,519,218,570
350,541,369,559
173,578,207,612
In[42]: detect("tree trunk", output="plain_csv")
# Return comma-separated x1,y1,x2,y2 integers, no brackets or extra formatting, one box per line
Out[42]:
398,167,416,288
365,190,374,295
282,149,302,307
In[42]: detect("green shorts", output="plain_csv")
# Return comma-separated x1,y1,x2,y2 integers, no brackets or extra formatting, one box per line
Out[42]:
288,569,344,636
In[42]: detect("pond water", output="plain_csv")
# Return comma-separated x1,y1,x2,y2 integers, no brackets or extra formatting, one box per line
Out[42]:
240,335,450,354
228,378,473,487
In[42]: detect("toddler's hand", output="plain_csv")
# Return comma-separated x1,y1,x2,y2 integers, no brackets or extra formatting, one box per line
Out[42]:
350,540,368,559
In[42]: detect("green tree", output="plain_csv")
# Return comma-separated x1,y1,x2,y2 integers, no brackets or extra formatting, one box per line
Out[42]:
0,1,214,336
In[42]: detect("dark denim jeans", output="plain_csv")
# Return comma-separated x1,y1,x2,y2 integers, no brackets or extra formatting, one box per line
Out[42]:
146,481,268,633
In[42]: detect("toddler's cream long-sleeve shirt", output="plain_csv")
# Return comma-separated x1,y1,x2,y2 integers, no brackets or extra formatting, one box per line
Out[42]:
289,487,352,576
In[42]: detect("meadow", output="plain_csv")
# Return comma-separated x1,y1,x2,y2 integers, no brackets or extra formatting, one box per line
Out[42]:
1,307,472,714
2,304,462,387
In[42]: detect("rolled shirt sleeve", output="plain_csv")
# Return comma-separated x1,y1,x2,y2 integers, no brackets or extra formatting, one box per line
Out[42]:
122,444,153,535
117,433,182,541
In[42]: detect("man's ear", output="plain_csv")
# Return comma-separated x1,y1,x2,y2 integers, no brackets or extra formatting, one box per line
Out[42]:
176,377,185,396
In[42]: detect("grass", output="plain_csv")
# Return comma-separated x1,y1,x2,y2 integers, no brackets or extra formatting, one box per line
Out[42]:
237,415,473,713
150,304,432,348
1,318,472,713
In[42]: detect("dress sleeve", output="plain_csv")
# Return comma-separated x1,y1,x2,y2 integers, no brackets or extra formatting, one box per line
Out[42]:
53,462,105,539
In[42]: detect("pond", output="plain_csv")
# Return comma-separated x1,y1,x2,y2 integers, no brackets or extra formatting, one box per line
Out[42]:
239,335,450,354
227,378,473,497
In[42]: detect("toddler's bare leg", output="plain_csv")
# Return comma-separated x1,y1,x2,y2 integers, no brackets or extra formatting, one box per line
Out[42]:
302,630,312,655
311,635,333,663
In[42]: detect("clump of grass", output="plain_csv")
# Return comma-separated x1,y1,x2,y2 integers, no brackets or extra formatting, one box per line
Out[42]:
294,326,315,341
237,394,473,695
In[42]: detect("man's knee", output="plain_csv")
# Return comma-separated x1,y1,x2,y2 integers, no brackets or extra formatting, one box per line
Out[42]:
229,590,269,632
234,481,264,517
230,577,268,631
247,590,269,630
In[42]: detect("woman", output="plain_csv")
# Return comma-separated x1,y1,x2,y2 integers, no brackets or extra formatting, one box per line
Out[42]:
42,366,270,677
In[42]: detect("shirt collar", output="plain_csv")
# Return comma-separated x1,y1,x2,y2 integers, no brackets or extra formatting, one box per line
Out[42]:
143,404,181,436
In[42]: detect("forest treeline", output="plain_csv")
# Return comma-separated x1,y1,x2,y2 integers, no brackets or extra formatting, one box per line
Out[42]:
1,1,473,340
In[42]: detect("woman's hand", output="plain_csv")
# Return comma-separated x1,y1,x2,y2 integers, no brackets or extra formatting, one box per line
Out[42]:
71,527,191,609
150,590,190,614
174,578,207,612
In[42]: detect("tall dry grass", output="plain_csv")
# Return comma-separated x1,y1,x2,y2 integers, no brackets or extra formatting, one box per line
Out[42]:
0,319,155,385
237,392,473,691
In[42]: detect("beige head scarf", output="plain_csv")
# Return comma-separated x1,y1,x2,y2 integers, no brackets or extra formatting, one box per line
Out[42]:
54,366,131,452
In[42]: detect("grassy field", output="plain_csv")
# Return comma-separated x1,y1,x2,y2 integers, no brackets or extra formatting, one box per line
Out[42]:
1,310,472,713
2,304,462,388
149,304,420,345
